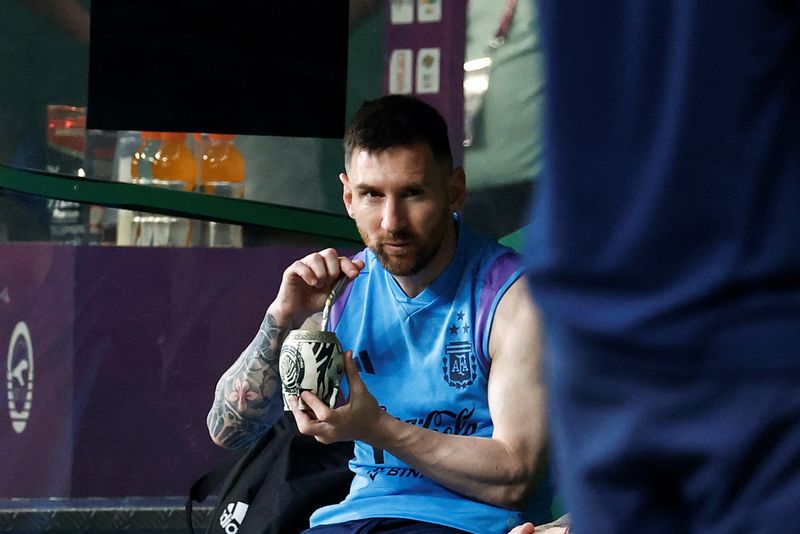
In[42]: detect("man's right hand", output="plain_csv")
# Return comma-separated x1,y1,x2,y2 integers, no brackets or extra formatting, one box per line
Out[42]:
510,515,570,534
508,524,535,534
269,248,364,329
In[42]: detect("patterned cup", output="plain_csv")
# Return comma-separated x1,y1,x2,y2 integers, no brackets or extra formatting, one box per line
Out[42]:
279,329,344,411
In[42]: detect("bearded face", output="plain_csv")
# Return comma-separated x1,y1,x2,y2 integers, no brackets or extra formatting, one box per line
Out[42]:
357,203,451,276
342,144,463,287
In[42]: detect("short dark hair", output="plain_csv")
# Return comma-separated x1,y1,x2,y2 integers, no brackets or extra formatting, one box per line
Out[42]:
343,95,453,172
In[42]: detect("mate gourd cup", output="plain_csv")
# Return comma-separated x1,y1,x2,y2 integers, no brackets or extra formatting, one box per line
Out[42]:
279,329,343,411
279,276,347,411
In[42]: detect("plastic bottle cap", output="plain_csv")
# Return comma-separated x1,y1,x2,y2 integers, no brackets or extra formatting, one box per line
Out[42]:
208,133,236,141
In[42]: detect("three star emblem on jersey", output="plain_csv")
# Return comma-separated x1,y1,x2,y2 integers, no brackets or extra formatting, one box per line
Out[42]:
443,309,477,389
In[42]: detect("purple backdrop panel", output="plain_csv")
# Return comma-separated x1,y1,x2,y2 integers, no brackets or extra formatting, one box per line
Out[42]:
68,245,318,497
1,245,75,498
384,0,466,166
0,243,355,498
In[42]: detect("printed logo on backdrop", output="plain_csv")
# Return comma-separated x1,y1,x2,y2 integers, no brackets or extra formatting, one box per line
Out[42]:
6,321,34,434
443,309,477,389
219,500,249,534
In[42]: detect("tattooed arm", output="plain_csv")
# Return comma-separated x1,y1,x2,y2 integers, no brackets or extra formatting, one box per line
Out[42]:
207,248,364,449
207,311,289,448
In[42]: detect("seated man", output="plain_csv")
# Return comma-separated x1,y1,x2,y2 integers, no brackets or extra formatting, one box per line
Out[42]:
207,95,549,533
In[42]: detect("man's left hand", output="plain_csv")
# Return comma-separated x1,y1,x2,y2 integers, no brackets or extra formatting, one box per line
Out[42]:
289,350,385,444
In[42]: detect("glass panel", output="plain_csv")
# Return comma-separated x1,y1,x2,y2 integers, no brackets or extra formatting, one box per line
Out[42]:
0,188,345,248
0,1,90,173
0,1,384,216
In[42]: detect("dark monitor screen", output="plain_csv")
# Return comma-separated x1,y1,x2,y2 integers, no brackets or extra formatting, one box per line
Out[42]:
88,0,349,138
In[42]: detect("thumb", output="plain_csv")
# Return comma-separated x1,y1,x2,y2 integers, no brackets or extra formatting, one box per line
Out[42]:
343,350,363,391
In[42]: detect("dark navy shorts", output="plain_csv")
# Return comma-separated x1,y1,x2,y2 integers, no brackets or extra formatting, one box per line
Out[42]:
303,518,470,533
546,331,800,534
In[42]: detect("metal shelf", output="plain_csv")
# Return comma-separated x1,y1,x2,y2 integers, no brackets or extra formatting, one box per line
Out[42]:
0,163,361,245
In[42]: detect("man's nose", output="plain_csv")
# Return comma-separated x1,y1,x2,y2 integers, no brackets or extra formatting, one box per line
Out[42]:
380,198,405,233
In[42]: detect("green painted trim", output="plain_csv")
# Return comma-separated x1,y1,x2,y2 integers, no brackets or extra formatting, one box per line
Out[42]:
0,163,361,244
499,224,527,253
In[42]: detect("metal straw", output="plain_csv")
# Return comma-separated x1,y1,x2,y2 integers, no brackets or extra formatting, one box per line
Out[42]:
321,275,348,331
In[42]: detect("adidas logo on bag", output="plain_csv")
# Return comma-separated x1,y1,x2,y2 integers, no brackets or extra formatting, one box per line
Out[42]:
219,501,250,534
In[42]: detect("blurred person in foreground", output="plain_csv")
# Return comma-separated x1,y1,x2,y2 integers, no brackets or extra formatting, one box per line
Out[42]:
524,1,800,533
208,95,553,533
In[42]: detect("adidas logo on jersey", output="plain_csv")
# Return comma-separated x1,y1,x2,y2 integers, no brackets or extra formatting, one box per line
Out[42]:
219,500,249,533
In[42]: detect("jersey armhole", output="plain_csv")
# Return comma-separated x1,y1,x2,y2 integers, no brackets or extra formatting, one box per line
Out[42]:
474,252,523,373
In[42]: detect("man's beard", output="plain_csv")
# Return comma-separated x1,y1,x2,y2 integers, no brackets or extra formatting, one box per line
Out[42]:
359,227,444,276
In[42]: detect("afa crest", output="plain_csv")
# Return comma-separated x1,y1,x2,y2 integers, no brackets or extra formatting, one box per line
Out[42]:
443,341,477,389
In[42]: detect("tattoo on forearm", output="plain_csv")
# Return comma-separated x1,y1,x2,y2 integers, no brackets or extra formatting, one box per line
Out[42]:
207,312,289,448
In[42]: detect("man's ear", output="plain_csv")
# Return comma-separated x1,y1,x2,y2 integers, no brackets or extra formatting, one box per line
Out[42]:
449,167,467,212
340,172,355,219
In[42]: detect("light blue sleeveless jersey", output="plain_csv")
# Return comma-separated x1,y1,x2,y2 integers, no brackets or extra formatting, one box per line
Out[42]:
309,217,526,534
